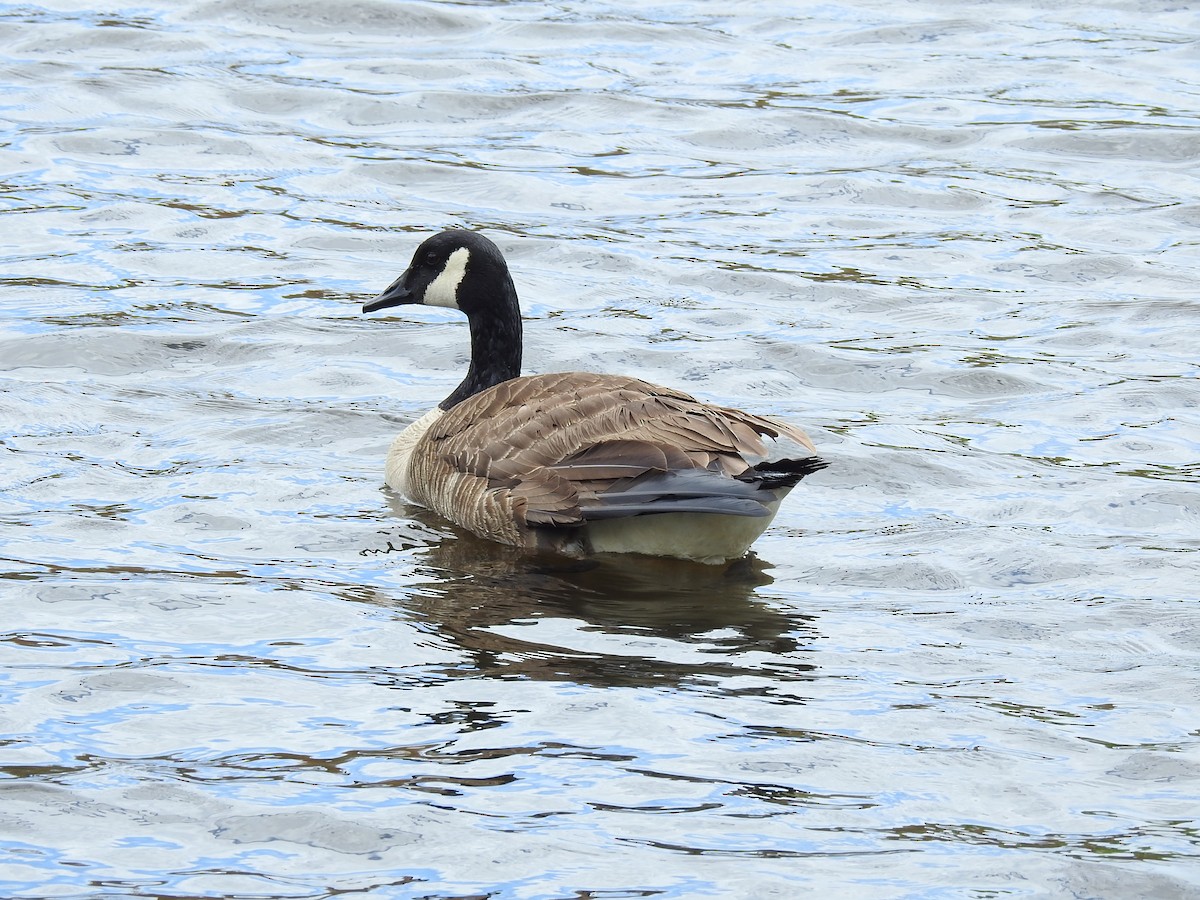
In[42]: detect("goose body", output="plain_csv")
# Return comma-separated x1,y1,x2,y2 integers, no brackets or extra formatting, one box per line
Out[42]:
364,230,826,564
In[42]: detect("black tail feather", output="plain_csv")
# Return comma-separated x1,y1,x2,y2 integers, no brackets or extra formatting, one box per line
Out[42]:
739,456,829,490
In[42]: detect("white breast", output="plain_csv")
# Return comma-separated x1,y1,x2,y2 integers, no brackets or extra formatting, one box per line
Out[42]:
384,407,445,501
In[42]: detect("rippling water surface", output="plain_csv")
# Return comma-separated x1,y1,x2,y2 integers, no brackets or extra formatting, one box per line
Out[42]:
3,0,1199,897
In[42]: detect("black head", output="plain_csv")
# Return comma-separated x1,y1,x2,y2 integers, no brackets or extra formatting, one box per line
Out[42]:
363,229,523,409
362,229,514,316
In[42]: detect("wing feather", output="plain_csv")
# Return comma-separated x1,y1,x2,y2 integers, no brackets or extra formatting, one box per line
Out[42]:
409,372,822,546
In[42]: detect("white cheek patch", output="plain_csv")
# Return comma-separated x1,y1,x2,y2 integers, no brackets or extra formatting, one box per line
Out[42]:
424,247,469,309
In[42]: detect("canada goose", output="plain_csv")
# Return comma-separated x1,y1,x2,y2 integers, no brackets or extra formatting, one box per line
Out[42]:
363,230,827,564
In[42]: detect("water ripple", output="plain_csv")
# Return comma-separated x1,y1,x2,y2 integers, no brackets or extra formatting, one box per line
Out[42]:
3,0,1199,897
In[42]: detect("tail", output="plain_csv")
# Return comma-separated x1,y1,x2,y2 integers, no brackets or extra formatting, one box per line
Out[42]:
738,455,829,490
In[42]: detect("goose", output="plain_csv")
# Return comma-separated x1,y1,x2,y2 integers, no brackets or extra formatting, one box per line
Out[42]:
363,229,827,565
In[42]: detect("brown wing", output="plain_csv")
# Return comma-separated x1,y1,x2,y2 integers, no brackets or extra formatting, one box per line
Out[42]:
409,372,818,545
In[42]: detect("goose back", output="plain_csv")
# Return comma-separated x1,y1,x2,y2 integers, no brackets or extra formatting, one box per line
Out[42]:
397,371,823,558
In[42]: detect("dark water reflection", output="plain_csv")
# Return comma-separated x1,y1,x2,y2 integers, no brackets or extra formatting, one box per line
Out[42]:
369,501,817,689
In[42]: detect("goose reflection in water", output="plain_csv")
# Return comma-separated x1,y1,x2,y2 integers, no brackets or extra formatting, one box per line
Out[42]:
359,497,820,691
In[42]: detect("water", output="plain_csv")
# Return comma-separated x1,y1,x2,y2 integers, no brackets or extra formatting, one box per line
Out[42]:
3,0,1199,897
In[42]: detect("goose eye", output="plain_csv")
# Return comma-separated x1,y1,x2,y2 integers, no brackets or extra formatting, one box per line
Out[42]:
425,251,439,267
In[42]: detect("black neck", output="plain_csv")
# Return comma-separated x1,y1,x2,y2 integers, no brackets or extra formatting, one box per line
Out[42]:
440,280,523,410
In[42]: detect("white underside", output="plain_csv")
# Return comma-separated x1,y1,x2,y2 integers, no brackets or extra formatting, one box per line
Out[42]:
384,406,443,501
581,501,782,565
